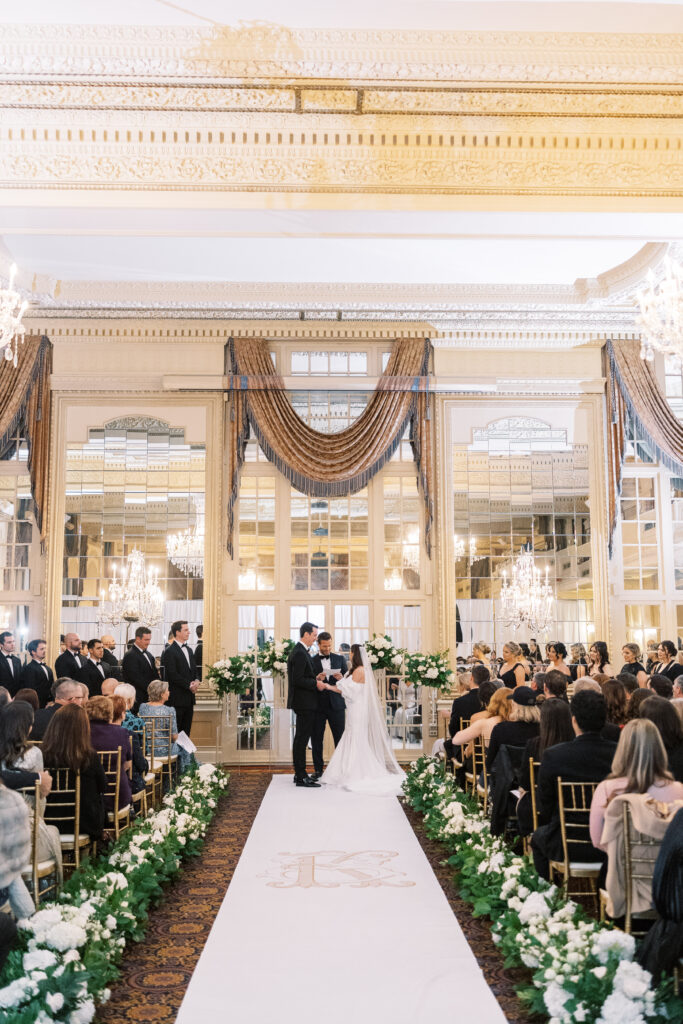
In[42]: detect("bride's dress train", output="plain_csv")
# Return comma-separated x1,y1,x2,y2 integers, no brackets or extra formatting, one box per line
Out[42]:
321,648,405,796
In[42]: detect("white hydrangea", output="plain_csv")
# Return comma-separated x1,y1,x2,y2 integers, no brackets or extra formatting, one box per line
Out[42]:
592,930,635,965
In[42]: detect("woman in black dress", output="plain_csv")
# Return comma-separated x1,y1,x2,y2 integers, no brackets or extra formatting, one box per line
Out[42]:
546,641,572,679
619,642,648,686
655,641,683,683
498,642,528,688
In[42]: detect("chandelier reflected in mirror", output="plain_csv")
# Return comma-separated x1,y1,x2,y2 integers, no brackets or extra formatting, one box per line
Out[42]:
166,498,204,578
637,255,683,367
99,548,164,638
500,547,555,636
0,263,28,367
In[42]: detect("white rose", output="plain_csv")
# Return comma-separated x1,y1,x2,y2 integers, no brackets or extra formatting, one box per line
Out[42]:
46,992,65,1013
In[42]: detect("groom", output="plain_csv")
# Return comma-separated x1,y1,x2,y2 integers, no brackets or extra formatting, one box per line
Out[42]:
310,631,347,779
287,621,325,788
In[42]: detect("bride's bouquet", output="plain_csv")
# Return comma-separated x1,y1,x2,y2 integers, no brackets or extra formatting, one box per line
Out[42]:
365,634,405,672
257,638,295,676
206,650,258,697
404,650,454,693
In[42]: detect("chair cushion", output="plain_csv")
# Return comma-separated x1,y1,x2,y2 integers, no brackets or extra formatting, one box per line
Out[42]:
22,859,57,875
107,805,131,821
59,834,90,847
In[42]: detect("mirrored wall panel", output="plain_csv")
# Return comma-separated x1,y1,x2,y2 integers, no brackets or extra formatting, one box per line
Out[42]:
453,417,594,652
62,417,205,659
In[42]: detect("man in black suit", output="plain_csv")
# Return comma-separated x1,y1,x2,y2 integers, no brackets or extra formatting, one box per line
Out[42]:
20,639,54,708
81,638,115,697
31,679,85,740
287,621,324,787
100,634,122,680
531,689,617,880
443,666,485,761
0,632,23,697
160,619,200,735
195,624,203,678
122,625,159,709
310,631,347,780
55,633,86,684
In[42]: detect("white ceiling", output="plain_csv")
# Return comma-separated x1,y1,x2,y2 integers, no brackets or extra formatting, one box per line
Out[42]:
5,1,683,31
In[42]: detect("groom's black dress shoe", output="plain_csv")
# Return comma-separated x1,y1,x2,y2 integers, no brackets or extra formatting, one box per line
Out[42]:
309,772,322,782
294,775,321,787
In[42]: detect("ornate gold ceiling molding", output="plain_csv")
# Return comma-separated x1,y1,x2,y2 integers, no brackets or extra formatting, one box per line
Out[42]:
2,25,682,84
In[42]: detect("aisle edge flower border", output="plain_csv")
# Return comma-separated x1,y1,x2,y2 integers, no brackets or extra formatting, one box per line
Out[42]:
207,633,454,697
403,756,681,1024
0,763,229,1024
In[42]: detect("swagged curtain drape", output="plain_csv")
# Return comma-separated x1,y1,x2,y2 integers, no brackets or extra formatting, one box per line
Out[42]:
606,337,683,554
0,334,52,542
226,336,433,557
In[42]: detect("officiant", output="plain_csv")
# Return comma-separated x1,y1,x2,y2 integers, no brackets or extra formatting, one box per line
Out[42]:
310,632,347,780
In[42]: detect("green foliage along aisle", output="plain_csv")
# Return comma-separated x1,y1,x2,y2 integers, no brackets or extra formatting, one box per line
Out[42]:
0,763,229,1024
403,756,681,1024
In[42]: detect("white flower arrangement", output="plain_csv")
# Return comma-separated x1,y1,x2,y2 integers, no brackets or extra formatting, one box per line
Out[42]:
402,756,678,1024
365,634,405,671
257,638,295,676
403,650,454,693
0,764,229,1024
206,649,258,697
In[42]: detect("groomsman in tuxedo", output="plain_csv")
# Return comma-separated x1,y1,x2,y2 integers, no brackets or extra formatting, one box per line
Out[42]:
0,631,23,697
122,625,159,709
287,621,325,787
81,638,115,697
310,631,347,780
20,639,54,708
55,633,86,684
100,634,122,680
160,619,200,735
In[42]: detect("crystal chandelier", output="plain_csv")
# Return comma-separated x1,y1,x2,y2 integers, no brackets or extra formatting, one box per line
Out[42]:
0,264,28,367
99,548,164,636
454,534,483,567
637,256,683,366
166,499,204,577
500,547,554,635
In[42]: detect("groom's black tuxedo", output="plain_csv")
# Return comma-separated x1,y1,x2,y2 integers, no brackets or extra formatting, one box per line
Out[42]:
287,641,319,780
309,651,347,775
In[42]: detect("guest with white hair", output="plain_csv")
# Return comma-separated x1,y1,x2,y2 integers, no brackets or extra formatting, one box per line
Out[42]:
114,682,145,734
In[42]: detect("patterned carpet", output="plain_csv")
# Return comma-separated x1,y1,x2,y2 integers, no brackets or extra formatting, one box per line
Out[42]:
96,770,534,1023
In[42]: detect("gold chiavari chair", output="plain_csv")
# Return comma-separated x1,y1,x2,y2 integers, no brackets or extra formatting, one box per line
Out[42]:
97,749,131,840
449,718,470,773
465,736,489,815
43,768,93,876
19,780,59,906
141,714,178,795
529,758,541,832
549,779,603,912
132,721,157,812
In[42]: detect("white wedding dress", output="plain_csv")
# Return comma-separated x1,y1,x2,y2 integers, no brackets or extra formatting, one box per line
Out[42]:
321,646,405,796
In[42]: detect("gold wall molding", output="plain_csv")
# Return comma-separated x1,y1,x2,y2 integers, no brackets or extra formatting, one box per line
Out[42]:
2,25,682,84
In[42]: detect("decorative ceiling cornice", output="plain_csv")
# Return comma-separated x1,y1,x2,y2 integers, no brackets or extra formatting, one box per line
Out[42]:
2,25,682,84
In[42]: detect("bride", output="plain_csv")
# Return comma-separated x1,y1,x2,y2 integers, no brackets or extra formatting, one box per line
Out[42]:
319,643,405,796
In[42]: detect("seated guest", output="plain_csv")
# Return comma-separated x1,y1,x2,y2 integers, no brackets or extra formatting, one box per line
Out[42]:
42,704,105,841
469,680,498,722
85,696,132,811
0,779,32,920
139,679,193,772
531,689,617,880
101,678,118,697
573,677,601,695
640,695,683,782
0,687,10,710
530,671,547,696
568,643,588,682
11,688,39,713
615,671,639,698
601,679,629,742
114,683,145,733
111,694,147,794
20,639,54,708
0,701,63,882
619,643,648,687
487,686,541,770
442,671,481,761
590,719,683,851
517,697,575,836
452,686,512,750
649,674,674,701
654,641,683,683
31,679,83,739
627,686,653,720
544,670,568,701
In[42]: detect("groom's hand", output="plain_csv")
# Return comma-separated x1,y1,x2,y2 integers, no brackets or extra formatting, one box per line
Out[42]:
316,679,326,690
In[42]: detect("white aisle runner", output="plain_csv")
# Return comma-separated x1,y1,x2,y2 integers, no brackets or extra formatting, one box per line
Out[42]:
176,775,506,1024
